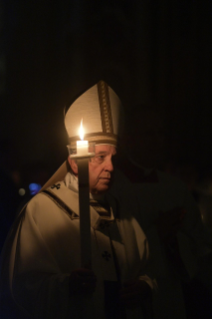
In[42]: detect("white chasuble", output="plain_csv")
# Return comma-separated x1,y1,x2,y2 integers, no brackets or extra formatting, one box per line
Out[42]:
0,181,150,319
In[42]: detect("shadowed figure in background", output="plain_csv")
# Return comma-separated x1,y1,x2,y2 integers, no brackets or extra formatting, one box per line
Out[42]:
110,105,212,319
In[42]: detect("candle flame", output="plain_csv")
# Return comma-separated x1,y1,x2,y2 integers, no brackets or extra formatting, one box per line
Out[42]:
79,119,84,140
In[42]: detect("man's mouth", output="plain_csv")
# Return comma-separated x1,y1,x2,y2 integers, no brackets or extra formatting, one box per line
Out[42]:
100,178,111,182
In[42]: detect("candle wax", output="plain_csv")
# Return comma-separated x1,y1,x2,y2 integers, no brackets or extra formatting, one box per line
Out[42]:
77,140,88,156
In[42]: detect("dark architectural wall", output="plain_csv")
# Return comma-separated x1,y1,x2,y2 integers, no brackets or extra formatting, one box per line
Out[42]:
1,0,212,175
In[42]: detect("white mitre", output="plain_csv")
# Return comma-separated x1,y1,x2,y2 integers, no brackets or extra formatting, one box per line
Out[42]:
65,80,122,147
41,80,123,190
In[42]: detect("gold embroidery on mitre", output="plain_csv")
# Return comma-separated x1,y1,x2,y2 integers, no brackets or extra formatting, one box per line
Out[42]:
97,81,114,134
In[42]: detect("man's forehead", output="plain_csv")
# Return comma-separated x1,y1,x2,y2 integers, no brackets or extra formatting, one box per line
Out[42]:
95,144,117,155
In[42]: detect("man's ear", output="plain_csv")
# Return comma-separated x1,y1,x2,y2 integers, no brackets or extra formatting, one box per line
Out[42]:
67,156,78,175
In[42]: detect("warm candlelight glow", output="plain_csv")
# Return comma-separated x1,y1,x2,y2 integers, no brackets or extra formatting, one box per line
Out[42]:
79,119,84,140
77,119,88,156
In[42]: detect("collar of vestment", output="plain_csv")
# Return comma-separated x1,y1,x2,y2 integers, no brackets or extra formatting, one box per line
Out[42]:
42,181,116,230
64,171,109,203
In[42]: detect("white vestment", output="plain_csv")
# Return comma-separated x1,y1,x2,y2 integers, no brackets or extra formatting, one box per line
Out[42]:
110,167,212,319
0,174,152,319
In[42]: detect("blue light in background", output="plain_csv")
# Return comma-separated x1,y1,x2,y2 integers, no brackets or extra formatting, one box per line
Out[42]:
29,183,41,195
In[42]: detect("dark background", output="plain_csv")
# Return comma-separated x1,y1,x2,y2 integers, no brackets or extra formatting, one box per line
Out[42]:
0,0,212,186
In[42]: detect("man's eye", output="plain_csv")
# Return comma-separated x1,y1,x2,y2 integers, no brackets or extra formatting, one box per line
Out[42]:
92,155,105,163
97,155,105,162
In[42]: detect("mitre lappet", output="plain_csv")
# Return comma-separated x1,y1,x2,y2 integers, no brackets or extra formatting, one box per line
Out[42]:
41,80,123,190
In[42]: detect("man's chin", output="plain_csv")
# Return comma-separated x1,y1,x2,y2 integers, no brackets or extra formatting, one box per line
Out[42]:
99,185,110,193
92,183,111,195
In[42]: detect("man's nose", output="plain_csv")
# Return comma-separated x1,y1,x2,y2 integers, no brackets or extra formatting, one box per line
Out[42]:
105,159,114,172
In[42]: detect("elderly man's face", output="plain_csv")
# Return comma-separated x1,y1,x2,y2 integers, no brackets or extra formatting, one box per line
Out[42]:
88,145,116,194
68,144,116,195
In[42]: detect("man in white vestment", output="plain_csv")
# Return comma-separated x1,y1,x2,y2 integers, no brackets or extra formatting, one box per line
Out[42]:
110,105,212,319
0,82,155,319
